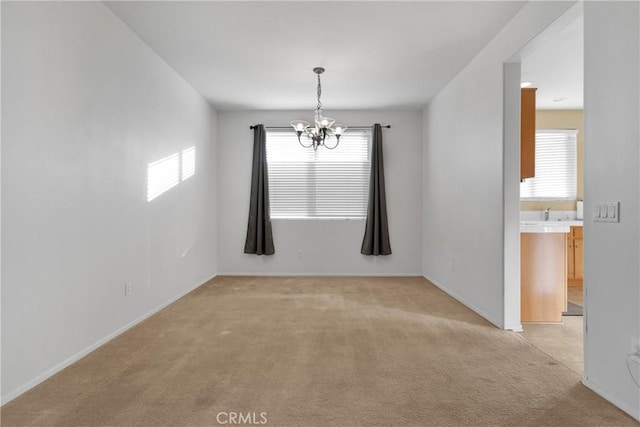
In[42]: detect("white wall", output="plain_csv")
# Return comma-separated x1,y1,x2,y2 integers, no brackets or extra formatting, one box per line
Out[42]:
217,110,422,276
583,1,640,419
0,0,4,401
502,62,522,331
1,2,217,402
422,1,574,328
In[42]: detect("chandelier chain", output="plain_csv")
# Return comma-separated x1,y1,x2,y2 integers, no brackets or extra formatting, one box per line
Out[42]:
316,73,322,111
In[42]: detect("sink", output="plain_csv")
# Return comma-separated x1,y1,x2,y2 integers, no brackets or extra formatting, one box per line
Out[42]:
520,221,565,226
520,219,583,225
520,220,572,233
519,212,583,232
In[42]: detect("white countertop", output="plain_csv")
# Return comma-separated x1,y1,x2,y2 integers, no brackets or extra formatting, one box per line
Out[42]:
520,220,583,233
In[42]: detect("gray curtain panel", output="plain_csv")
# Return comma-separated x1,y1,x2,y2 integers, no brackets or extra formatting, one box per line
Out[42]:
244,124,275,255
361,124,392,256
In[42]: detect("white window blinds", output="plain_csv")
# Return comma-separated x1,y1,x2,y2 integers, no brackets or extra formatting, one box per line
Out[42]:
520,129,577,200
266,129,371,218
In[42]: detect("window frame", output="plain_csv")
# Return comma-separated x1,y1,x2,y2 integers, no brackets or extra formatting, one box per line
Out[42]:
265,129,372,219
520,128,578,202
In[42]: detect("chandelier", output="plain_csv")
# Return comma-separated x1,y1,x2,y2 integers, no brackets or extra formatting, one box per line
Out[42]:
290,67,347,150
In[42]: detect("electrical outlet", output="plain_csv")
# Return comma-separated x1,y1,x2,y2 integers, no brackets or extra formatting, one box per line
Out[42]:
297,250,303,259
125,282,132,297
448,261,454,272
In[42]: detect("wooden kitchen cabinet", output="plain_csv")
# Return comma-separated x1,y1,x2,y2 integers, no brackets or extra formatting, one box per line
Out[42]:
567,226,583,286
521,232,567,323
521,88,537,180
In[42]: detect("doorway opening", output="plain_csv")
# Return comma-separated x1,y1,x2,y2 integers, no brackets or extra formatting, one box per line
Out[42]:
507,3,585,376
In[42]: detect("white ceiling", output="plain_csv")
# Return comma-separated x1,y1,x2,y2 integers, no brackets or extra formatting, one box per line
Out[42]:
105,1,526,110
522,14,583,110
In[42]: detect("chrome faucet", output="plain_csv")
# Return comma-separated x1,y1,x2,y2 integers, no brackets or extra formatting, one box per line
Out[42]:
544,208,551,221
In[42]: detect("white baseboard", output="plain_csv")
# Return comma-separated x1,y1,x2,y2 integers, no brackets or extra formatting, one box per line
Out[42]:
504,322,524,332
582,377,640,421
217,272,423,277
423,275,504,329
1,275,216,405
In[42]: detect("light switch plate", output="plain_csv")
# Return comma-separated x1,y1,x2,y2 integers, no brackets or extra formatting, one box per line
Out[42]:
593,201,620,222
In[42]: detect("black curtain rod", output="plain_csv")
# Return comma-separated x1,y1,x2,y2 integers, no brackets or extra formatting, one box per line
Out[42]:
249,125,391,130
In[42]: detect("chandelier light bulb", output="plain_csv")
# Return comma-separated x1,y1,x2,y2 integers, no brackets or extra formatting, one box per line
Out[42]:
334,124,347,135
290,120,309,132
318,117,335,129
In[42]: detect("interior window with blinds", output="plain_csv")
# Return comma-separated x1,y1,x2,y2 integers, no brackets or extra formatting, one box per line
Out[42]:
266,129,371,218
520,129,577,200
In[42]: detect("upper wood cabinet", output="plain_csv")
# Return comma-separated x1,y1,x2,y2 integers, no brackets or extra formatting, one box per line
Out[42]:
521,88,537,180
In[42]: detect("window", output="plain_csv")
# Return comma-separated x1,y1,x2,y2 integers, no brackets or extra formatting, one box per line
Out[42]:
520,129,577,200
266,129,371,218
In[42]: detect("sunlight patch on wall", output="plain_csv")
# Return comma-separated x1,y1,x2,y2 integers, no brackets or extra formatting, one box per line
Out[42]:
147,146,196,202
147,153,180,202
181,147,196,181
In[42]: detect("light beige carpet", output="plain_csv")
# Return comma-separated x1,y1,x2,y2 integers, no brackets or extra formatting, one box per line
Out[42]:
2,276,636,426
